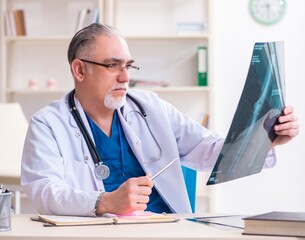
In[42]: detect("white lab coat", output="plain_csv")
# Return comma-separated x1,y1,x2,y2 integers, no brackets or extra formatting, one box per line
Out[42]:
21,89,275,216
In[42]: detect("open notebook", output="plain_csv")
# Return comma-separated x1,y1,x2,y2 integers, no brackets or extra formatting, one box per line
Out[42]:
32,211,178,226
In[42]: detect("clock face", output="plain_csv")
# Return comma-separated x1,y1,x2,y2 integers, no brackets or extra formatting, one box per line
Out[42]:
249,0,286,25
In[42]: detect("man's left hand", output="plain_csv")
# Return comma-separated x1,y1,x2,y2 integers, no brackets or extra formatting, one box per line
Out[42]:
272,106,299,147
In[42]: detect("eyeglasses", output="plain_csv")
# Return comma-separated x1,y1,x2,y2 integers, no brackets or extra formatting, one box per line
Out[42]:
79,59,139,76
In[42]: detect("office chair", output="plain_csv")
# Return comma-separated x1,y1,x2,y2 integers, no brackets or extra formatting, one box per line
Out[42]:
181,166,197,213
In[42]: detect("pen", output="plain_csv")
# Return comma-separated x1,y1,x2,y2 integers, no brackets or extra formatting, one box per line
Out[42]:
151,158,178,180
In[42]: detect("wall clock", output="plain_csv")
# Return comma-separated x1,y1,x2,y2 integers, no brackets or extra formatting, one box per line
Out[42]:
249,0,286,25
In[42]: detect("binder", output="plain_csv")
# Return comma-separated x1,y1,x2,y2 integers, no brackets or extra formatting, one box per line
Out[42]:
197,46,208,86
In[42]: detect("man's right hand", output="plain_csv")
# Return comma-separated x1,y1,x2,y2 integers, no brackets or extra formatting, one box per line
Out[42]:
95,175,153,215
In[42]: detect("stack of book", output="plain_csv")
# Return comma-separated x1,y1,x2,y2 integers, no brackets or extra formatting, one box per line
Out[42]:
243,211,305,237
3,9,26,36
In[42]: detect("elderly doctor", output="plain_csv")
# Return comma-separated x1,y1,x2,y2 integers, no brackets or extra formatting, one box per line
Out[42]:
21,23,299,216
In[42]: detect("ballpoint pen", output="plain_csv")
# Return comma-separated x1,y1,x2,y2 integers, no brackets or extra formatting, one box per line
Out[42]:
151,158,178,180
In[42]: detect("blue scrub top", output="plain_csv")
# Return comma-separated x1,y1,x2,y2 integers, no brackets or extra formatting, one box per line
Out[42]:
86,110,172,213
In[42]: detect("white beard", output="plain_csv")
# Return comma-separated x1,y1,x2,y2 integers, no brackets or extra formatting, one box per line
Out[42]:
104,84,128,109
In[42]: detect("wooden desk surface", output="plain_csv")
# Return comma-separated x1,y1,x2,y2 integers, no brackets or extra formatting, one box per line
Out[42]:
0,214,303,240
0,168,20,185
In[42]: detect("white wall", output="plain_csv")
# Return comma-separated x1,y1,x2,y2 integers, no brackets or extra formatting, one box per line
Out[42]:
208,0,305,214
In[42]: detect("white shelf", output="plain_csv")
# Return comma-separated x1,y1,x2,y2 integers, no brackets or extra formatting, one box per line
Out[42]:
5,33,208,43
6,36,72,43
7,86,209,95
125,33,209,40
134,86,209,92
7,89,69,95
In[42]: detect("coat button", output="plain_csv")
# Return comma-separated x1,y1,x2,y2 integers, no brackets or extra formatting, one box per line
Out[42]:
75,131,81,138
84,156,89,161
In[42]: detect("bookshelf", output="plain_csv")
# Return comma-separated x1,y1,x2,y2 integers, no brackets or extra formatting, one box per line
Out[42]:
0,0,213,213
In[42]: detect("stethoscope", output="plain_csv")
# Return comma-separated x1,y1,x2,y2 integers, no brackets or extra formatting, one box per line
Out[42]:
68,89,162,180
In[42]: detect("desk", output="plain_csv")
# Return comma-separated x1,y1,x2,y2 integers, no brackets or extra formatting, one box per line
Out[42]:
0,169,20,186
0,214,303,240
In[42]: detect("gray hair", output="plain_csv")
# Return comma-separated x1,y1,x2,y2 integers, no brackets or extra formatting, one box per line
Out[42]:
67,23,122,64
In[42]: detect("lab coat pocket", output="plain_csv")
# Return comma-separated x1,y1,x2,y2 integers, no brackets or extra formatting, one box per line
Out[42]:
64,159,95,190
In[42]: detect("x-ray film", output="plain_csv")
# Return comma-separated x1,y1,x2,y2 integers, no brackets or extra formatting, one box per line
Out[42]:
207,41,285,185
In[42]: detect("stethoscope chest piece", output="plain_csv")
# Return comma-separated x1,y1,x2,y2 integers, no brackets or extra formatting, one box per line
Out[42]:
94,163,110,180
